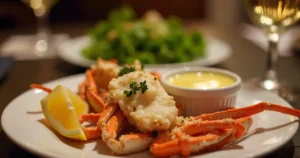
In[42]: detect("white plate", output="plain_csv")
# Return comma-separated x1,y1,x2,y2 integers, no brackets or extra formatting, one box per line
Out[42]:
1,68,299,158
57,36,232,68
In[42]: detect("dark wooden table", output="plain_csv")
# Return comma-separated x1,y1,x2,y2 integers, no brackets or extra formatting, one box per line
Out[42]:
0,22,300,157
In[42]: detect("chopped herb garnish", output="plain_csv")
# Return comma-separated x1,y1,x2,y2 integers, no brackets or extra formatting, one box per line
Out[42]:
124,80,148,97
139,81,148,93
124,81,139,97
118,66,136,76
124,90,131,97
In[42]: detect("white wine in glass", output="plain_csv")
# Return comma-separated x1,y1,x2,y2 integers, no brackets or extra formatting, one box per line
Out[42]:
244,0,300,102
21,0,58,57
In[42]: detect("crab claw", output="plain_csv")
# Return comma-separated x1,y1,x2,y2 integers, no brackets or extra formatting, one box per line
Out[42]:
102,110,153,155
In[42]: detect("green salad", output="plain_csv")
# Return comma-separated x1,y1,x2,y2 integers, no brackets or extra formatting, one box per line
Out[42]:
82,6,206,64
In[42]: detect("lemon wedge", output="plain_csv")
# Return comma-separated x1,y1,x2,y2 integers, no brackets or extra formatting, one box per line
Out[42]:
41,85,89,141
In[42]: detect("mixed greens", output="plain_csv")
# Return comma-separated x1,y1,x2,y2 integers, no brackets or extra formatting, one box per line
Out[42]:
82,6,206,64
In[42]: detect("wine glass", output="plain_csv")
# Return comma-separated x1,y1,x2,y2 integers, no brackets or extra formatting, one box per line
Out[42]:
243,0,300,102
21,0,58,57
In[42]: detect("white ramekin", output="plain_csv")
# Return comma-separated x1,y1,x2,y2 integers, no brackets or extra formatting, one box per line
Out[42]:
160,67,241,116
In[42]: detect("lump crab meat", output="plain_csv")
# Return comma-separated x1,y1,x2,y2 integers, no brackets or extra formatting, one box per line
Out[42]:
91,59,144,91
108,71,178,133
91,59,120,90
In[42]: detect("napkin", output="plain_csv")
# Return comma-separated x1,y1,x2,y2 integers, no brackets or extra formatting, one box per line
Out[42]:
0,56,14,81
240,23,300,57
0,34,69,60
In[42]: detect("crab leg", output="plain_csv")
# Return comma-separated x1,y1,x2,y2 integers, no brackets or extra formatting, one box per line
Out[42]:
86,91,106,113
85,70,106,113
78,113,101,124
102,110,153,155
30,84,52,93
198,129,235,153
83,126,102,140
151,129,233,157
181,119,246,139
99,92,109,99
97,103,118,128
86,70,98,94
79,103,119,140
150,118,248,157
198,117,253,153
196,102,300,121
78,80,87,101
79,112,102,140
237,116,253,132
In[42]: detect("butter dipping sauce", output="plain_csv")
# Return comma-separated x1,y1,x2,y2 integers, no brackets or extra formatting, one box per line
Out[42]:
167,71,236,90
161,67,241,116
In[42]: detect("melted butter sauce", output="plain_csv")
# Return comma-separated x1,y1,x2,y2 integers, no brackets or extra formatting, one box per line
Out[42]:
168,72,236,89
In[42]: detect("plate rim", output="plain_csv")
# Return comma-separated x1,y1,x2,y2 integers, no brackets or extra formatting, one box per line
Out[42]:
56,35,232,68
1,73,299,158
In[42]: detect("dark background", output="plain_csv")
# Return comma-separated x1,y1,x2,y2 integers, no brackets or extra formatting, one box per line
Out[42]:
0,0,207,29
1,1,300,158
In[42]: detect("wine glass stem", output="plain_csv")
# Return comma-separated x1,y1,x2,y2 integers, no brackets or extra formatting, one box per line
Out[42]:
34,13,50,56
261,35,280,90
37,14,49,41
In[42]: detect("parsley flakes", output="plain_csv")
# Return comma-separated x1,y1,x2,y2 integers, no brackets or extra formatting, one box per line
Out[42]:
124,80,148,97
118,66,136,76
